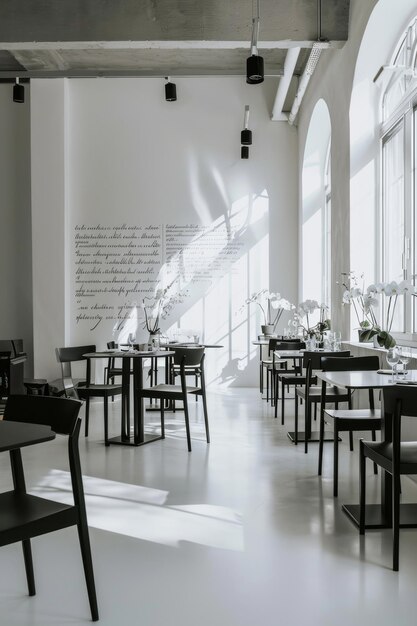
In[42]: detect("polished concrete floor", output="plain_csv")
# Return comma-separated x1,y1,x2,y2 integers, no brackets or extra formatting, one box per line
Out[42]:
1,388,417,625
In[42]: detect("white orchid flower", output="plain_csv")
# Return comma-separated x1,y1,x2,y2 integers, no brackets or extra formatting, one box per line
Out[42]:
362,294,378,313
383,283,394,296
342,290,352,304
351,287,362,298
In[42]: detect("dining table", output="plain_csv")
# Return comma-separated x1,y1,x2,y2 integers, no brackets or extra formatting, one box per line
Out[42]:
83,349,174,447
316,368,417,530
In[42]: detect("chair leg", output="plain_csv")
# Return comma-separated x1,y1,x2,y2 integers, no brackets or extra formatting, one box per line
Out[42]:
349,431,354,452
393,469,401,571
274,377,279,419
201,390,210,444
183,395,192,451
314,402,317,421
333,422,339,498
318,406,325,476
84,398,90,437
161,403,165,438
304,402,310,454
371,430,378,474
104,396,109,446
281,380,285,425
22,539,36,596
294,394,299,445
359,440,366,535
195,374,198,401
76,520,99,621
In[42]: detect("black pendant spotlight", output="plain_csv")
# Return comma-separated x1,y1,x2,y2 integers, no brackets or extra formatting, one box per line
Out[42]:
241,105,252,145
13,77,24,103
241,105,252,159
165,76,177,102
246,1,264,84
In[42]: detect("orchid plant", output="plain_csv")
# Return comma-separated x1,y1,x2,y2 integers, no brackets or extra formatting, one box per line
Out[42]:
142,278,188,334
245,289,293,332
295,300,331,339
341,272,414,348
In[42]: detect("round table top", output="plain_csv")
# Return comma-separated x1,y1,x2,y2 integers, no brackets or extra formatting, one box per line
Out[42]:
83,350,175,359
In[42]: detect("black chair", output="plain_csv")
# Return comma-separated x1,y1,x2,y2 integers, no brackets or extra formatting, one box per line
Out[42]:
171,345,203,402
318,355,381,497
295,350,351,453
104,341,123,385
273,341,306,422
2,395,98,620
268,340,305,406
259,338,287,401
136,347,209,451
56,344,123,443
360,385,417,571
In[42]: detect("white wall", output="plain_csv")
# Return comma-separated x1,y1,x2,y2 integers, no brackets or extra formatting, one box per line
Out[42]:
0,84,33,374
31,76,299,385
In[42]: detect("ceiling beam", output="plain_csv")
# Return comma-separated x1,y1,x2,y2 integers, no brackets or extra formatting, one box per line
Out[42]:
0,39,344,52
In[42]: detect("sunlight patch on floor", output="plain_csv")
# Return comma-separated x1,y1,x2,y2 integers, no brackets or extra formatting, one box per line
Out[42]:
32,470,244,552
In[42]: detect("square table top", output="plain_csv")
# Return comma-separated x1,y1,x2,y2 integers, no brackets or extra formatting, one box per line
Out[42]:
317,369,417,389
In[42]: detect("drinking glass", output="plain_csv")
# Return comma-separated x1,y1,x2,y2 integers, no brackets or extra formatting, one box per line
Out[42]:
397,347,410,377
386,347,399,380
127,333,135,352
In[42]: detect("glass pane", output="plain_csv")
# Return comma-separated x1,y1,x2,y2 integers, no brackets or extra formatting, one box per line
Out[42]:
382,124,405,332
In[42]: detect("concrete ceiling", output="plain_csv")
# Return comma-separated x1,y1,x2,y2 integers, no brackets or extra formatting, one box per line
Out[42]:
0,1,350,118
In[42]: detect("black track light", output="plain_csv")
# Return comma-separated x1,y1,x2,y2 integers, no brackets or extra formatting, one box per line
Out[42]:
246,54,264,84
13,78,24,103
241,146,249,159
241,105,252,145
165,77,177,102
246,1,264,84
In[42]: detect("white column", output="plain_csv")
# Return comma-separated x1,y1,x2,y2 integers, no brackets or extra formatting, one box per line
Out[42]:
31,79,69,379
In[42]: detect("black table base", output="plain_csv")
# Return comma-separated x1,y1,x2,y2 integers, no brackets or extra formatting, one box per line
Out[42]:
107,432,164,447
342,503,417,530
287,431,341,443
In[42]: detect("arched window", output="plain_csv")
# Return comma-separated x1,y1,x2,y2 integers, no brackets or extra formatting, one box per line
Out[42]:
380,16,417,338
301,99,331,315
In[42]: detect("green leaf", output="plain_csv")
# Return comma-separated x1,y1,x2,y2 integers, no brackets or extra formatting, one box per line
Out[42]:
359,320,370,329
359,328,378,342
376,331,396,349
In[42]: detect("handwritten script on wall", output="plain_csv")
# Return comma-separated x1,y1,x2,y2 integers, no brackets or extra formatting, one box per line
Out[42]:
74,222,244,330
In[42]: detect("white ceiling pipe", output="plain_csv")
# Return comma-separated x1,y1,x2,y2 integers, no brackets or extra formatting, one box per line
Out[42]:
271,47,301,121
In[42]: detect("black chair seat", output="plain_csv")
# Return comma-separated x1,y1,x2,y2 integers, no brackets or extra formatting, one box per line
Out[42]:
297,385,349,401
266,359,288,371
77,383,122,396
279,373,314,384
0,492,77,544
362,441,417,472
142,383,200,398
325,408,381,421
